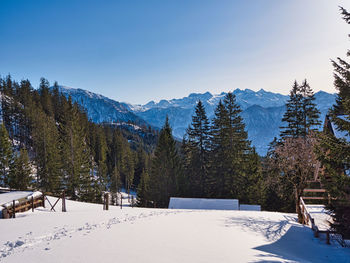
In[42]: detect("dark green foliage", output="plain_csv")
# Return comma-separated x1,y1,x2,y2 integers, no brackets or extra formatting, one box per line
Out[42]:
110,166,121,194
32,109,62,194
182,100,211,197
0,75,154,203
133,147,149,187
280,80,320,138
8,148,31,190
327,201,350,239
60,101,92,200
0,123,13,187
149,117,182,208
137,169,150,207
209,93,259,201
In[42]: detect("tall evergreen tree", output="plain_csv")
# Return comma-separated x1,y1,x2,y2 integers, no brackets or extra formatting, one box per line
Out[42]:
209,100,229,197
149,117,181,207
110,166,121,194
8,148,31,190
61,100,92,200
133,147,149,188
39,78,54,117
280,80,320,138
137,169,150,207
300,79,321,135
0,123,13,187
209,93,253,199
32,109,62,194
183,100,210,197
280,81,304,138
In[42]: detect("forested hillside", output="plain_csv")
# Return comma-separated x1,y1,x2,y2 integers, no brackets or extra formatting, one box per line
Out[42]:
0,76,156,202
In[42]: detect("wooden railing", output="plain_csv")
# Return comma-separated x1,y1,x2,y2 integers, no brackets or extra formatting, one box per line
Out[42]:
300,197,332,244
1,193,45,219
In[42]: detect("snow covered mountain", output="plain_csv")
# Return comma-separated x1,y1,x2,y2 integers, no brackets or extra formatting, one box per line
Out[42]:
51,86,148,126
54,86,336,155
125,89,336,155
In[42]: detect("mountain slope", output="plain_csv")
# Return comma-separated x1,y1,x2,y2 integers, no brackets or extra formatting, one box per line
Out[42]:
54,86,336,156
53,86,148,126
127,89,336,155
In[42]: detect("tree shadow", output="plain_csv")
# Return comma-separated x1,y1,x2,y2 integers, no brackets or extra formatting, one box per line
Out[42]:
224,214,350,262
224,215,296,242
253,225,350,263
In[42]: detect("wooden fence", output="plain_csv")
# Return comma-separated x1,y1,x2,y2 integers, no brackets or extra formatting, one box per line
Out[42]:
300,197,332,244
1,194,45,219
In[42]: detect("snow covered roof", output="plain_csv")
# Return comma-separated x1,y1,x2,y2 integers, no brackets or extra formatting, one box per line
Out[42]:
0,191,42,210
168,197,239,210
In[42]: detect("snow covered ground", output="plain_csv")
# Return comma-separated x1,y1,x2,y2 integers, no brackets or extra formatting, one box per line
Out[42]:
0,196,349,263
306,204,332,231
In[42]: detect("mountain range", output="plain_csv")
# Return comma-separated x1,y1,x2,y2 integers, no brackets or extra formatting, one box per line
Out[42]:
54,86,336,156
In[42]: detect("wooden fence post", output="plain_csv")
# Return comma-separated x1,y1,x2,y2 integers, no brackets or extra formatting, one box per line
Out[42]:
42,194,45,208
120,195,122,209
31,196,34,212
131,196,134,208
106,193,109,210
326,231,330,245
103,193,105,210
2,209,9,219
12,200,15,218
62,191,66,212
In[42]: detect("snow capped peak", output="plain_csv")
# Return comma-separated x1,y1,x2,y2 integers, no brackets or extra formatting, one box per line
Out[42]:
50,85,148,125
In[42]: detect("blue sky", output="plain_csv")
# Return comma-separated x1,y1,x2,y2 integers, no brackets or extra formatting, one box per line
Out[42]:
0,0,349,104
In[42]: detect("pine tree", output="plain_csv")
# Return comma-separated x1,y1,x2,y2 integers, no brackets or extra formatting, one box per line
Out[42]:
0,123,13,187
110,166,121,194
149,117,182,207
8,148,31,190
280,80,320,138
93,126,108,194
32,109,62,194
183,100,210,197
133,147,149,188
61,100,92,200
280,81,304,138
120,145,134,196
209,100,229,197
300,79,321,135
137,169,150,207
209,93,253,199
39,78,54,117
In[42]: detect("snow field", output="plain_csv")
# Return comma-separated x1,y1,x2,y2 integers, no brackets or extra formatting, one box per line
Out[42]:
0,196,349,263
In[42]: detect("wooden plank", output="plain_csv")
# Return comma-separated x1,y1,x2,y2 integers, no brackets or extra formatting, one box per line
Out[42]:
301,196,326,200
303,189,326,193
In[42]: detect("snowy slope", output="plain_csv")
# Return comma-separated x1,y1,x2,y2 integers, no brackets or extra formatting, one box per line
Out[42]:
0,197,349,263
52,86,148,126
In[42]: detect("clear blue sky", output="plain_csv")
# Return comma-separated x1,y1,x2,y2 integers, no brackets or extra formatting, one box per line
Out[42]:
0,0,349,104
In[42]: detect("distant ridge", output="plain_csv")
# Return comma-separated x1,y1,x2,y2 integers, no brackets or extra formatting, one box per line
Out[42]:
53,86,336,155
51,86,149,126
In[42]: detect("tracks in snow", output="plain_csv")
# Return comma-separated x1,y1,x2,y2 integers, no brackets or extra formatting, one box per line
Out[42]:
0,210,180,260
